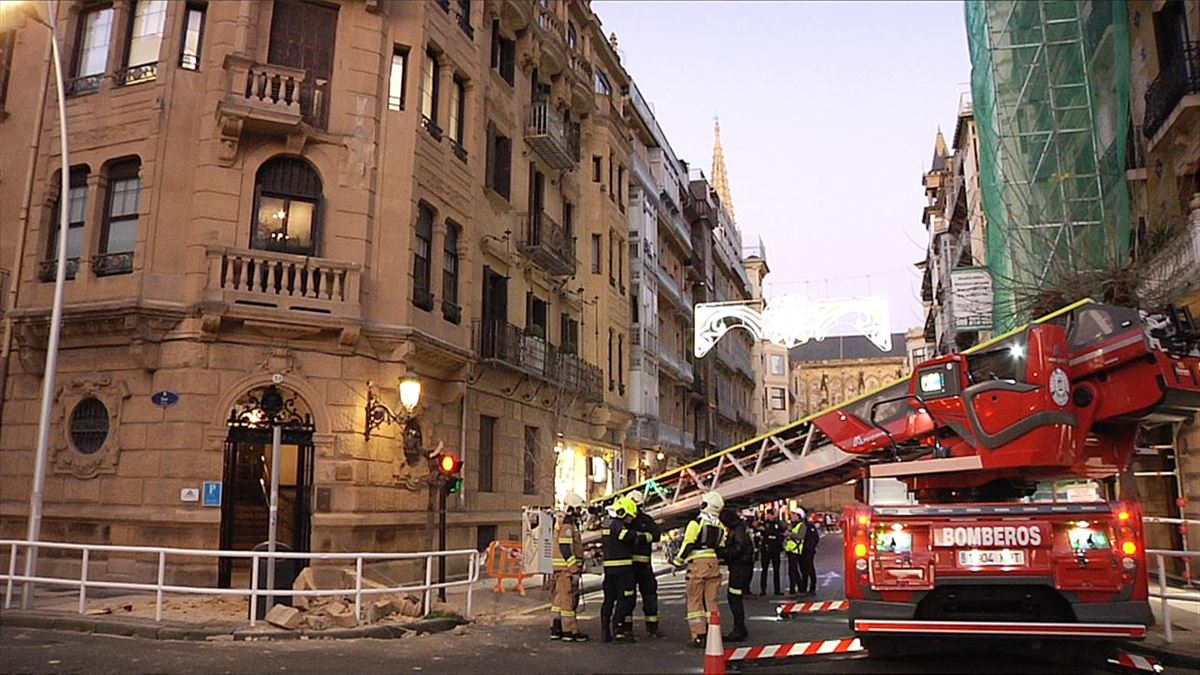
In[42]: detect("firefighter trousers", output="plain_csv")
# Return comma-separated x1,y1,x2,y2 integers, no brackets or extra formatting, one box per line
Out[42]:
632,562,659,631
601,565,636,637
552,570,580,633
727,563,753,632
684,557,721,639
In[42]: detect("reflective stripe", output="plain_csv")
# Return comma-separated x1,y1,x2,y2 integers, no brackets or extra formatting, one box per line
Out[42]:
623,590,636,596
646,616,658,622
560,611,575,618
618,528,632,540
687,610,708,620
729,588,743,596
558,538,575,544
687,549,718,561
603,559,633,567
632,555,651,563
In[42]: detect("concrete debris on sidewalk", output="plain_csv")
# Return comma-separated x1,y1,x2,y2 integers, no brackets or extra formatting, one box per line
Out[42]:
264,604,304,630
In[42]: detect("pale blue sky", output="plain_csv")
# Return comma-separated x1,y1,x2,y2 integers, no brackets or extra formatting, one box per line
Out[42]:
592,1,972,333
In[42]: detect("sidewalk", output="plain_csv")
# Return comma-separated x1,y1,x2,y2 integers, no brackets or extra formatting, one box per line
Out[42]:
1134,584,1200,668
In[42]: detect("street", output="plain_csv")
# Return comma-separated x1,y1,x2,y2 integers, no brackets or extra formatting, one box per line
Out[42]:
0,537,1132,675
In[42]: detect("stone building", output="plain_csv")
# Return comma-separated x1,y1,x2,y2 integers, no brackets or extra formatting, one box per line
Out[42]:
787,333,909,512
743,241,790,432
0,0,653,583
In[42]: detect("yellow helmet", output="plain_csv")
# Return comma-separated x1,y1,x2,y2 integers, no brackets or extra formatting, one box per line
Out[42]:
614,496,638,518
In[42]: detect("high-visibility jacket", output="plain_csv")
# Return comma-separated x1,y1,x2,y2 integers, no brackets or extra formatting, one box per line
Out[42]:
674,511,726,565
784,522,806,554
602,516,636,567
631,512,660,564
552,517,583,571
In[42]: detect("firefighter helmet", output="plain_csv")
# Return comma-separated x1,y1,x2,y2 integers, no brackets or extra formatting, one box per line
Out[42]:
701,491,724,514
628,489,645,505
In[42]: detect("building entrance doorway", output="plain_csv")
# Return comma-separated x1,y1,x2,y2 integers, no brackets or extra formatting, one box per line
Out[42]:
218,385,315,588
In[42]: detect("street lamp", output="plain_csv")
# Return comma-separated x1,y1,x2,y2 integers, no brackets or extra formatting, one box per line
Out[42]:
364,368,422,440
5,0,75,609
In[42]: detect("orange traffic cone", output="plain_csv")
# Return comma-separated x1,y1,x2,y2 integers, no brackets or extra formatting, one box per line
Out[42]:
703,609,726,675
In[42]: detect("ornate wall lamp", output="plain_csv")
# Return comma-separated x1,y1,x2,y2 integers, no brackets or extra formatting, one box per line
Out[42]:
364,369,422,440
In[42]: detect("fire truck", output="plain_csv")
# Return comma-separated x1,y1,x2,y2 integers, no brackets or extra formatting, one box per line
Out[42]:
590,300,1200,654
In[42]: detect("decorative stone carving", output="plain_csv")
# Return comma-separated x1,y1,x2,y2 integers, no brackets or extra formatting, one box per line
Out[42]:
51,377,131,479
217,113,243,166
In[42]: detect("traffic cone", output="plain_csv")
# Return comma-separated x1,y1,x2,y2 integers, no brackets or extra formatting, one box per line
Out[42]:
703,609,726,675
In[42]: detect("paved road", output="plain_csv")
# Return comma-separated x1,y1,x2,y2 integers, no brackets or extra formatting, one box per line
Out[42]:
0,534,1138,674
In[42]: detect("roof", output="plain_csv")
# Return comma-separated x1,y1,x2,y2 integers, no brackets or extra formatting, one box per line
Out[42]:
930,129,949,171
788,333,909,362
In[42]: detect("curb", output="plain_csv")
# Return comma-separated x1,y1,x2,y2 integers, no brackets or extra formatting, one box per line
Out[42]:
0,609,467,642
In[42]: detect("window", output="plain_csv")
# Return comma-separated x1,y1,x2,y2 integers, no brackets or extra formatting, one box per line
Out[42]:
617,236,625,293
476,524,497,551
69,397,110,454
608,232,615,285
567,21,578,51
123,0,167,84
562,200,574,242
618,334,624,390
252,156,321,256
388,46,408,110
449,75,466,159
617,165,625,209
485,122,511,199
769,353,786,376
97,160,141,276
608,153,614,199
43,168,89,282
421,48,441,137
179,4,205,70
490,20,514,85
0,30,15,110
592,156,602,182
560,314,579,353
523,425,539,495
478,415,496,492
71,5,114,94
769,387,786,411
608,328,614,390
442,221,461,323
526,292,548,334
413,203,434,310
594,68,611,96
591,234,601,274
456,0,473,38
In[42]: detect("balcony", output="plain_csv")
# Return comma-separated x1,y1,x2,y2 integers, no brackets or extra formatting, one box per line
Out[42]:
38,258,79,282
526,101,578,169
658,346,694,385
520,211,576,277
203,246,361,323
1144,42,1199,147
93,252,134,276
216,55,328,162
473,320,603,401
532,2,567,75
1141,217,1200,301
658,423,685,450
635,417,659,444
656,266,692,314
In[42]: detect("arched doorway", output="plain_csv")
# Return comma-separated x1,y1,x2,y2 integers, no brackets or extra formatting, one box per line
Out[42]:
218,384,315,587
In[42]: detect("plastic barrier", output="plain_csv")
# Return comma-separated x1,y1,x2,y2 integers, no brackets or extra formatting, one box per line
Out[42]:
484,540,529,595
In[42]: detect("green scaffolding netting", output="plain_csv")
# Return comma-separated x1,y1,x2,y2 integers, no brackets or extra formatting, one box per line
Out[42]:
966,0,1131,331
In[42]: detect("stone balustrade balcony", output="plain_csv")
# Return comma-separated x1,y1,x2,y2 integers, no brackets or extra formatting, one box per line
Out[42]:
203,246,361,327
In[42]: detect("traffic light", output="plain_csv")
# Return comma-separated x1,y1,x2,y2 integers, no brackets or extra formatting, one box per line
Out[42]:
436,451,463,494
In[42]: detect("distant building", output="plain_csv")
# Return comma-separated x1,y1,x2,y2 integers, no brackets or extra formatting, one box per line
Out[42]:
743,243,790,432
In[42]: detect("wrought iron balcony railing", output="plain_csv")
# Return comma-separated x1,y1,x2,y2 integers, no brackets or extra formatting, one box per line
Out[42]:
526,100,577,169
472,320,603,400
520,210,576,277
38,258,79,282
1144,41,1199,139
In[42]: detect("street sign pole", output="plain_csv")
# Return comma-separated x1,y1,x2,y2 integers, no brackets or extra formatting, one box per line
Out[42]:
438,477,447,602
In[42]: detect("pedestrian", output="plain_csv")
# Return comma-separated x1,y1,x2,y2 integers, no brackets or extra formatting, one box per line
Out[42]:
673,491,726,648
783,509,806,595
757,508,784,595
550,493,589,642
628,489,662,638
799,510,820,596
600,496,639,642
718,508,754,642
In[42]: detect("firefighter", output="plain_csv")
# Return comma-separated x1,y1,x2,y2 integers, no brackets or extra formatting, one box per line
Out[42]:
673,491,727,648
550,493,589,642
783,509,807,595
718,507,754,642
627,489,662,637
600,496,639,642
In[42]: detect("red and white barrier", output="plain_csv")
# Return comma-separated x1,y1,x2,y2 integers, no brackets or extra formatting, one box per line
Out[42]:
775,600,849,615
724,637,863,662
1107,651,1163,673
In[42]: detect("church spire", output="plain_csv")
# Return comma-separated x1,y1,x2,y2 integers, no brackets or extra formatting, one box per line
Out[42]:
712,117,736,224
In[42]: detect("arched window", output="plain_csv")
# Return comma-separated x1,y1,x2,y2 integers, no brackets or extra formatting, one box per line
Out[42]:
253,157,322,256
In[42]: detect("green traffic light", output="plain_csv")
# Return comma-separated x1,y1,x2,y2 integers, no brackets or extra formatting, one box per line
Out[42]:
448,477,463,494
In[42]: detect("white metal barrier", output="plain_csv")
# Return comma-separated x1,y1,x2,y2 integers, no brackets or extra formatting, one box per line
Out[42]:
1,540,481,627
1146,548,1200,643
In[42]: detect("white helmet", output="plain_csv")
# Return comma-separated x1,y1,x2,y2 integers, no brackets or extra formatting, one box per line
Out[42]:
563,493,586,509
628,489,645,505
701,491,724,515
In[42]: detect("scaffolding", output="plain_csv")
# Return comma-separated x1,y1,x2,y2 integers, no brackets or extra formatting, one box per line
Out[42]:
966,1,1131,331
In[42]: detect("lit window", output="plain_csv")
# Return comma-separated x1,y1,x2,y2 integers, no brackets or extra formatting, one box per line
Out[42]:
179,4,205,71
388,46,408,111
252,157,322,256
126,0,167,71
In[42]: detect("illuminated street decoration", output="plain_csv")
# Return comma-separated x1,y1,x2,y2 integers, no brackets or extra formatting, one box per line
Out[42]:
693,294,892,358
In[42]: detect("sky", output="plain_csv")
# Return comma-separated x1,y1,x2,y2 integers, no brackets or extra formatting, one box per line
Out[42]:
591,1,973,334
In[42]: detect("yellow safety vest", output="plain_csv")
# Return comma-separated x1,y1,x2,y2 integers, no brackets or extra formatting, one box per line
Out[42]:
784,522,805,554
552,520,582,570
674,512,726,565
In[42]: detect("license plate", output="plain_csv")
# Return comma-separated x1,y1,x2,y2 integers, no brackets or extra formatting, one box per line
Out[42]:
958,549,1025,567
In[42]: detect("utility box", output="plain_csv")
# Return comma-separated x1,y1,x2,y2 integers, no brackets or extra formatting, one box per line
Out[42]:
521,507,555,576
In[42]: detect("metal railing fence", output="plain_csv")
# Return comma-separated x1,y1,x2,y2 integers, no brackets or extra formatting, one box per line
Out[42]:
2,540,480,628
1146,548,1200,643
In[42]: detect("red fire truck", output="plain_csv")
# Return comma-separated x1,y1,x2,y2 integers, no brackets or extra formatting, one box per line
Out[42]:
840,302,1200,653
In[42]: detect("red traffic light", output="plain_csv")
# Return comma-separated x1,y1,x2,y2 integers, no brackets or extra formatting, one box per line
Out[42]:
437,452,462,477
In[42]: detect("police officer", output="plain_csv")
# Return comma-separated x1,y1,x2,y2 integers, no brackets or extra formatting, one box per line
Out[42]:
550,493,588,642
799,510,820,596
673,491,726,648
757,508,784,595
784,509,807,595
628,489,662,637
601,496,638,642
718,507,754,642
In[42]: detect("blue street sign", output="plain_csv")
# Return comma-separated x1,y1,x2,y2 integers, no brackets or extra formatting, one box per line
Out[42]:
151,390,180,408
202,481,222,507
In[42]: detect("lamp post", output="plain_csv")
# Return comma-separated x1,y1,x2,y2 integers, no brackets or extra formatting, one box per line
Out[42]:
7,0,73,609
259,383,286,609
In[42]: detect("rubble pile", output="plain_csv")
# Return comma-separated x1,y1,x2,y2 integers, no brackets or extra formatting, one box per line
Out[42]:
262,566,429,631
